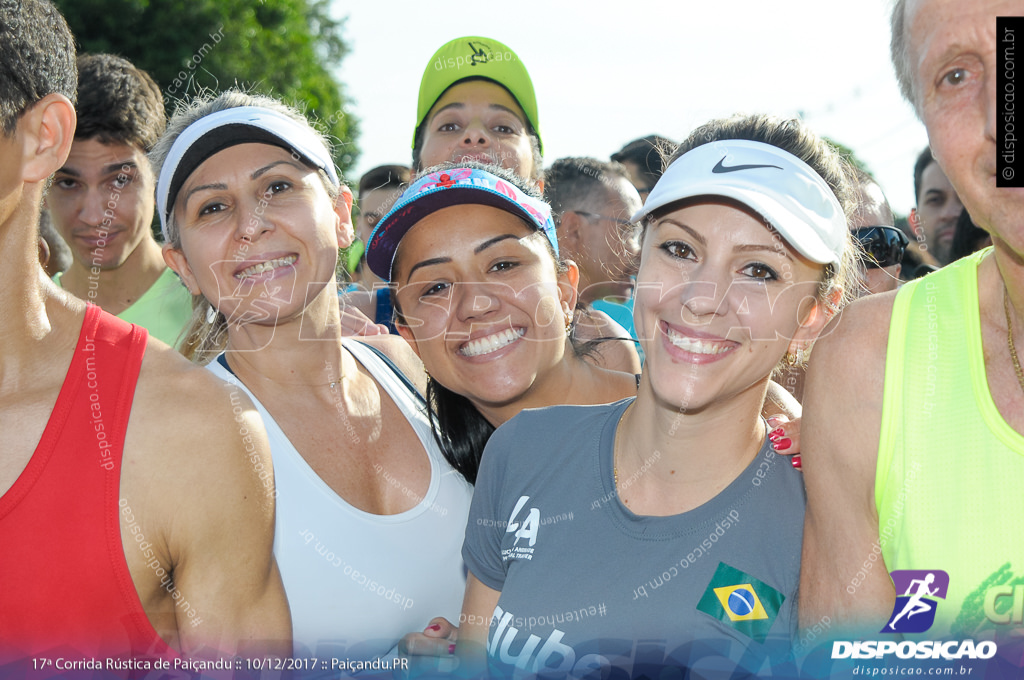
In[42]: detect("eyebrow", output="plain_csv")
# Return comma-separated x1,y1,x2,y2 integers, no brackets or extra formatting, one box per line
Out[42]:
404,234,524,280
183,160,307,210
251,159,305,179
429,102,525,123
658,219,794,260
56,160,139,177
735,243,794,261
657,219,706,247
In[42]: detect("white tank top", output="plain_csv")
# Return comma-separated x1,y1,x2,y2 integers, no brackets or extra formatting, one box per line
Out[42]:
207,341,472,661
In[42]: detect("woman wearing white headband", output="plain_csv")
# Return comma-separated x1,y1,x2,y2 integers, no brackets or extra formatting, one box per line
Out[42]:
152,90,472,661
454,114,859,677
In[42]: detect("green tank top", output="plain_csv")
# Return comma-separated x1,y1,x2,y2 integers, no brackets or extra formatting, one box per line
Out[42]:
877,248,1024,639
55,267,192,348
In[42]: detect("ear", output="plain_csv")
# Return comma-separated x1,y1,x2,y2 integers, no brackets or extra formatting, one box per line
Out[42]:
333,184,355,249
557,259,580,319
558,210,585,253
37,236,51,270
394,320,421,358
787,287,843,354
163,243,202,296
19,94,76,184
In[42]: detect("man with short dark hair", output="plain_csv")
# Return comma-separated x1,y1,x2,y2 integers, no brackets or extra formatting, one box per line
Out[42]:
544,157,641,305
909,145,963,265
0,0,290,663
610,135,674,201
341,164,411,334
800,0,1024,642
46,53,191,346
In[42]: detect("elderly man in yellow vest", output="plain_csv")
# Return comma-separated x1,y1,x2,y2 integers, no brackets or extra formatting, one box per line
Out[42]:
799,0,1024,644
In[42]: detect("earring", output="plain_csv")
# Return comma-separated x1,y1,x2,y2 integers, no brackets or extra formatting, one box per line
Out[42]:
205,304,219,324
785,347,806,367
564,311,573,336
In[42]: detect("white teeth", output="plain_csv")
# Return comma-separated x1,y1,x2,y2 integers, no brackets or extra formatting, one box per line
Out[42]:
460,328,525,358
665,327,731,355
236,255,297,279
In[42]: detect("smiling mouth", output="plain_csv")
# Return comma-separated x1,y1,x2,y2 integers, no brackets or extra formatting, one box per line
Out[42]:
459,328,525,358
664,325,734,356
235,255,297,280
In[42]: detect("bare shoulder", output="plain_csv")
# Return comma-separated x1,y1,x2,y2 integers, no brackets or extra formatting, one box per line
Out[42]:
575,309,642,374
804,289,901,473
119,339,285,651
811,290,898,378
799,289,904,632
125,338,271,495
353,334,428,395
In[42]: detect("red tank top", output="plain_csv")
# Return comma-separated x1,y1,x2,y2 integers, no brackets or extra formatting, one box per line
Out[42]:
0,305,170,660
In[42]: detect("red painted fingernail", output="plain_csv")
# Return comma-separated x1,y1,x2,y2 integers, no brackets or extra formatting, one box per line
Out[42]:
791,455,802,470
428,623,441,631
770,427,784,438
773,438,792,451
449,643,456,654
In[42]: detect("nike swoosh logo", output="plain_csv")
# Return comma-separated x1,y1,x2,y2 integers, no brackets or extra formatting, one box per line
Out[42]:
712,158,783,173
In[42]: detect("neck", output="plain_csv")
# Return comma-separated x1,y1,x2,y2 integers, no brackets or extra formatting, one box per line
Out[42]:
472,344,592,427
0,200,82,383
224,281,349,388
993,238,1024,332
61,235,165,314
614,378,768,512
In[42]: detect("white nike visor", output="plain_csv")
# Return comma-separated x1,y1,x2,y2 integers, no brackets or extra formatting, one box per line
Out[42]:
631,139,847,265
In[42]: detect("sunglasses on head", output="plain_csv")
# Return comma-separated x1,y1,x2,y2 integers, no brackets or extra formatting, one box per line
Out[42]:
853,226,909,269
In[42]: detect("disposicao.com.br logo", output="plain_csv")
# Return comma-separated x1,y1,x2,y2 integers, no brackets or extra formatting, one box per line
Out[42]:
831,569,997,661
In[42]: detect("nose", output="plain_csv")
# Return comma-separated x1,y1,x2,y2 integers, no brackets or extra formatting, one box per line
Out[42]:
460,119,492,148
454,280,501,323
77,185,109,228
679,268,729,321
236,194,275,243
984,68,998,148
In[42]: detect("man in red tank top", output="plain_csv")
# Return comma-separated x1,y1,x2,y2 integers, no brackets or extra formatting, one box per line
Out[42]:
0,0,291,667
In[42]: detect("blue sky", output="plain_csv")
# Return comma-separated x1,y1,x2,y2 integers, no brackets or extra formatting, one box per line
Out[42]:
333,0,927,215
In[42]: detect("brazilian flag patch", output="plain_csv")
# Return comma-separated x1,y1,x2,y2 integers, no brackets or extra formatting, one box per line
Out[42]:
696,562,785,643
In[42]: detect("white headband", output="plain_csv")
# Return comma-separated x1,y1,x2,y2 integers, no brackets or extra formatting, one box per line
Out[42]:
633,139,847,265
156,106,339,241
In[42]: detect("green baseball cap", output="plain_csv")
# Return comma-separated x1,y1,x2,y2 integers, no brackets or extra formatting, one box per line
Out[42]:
413,36,542,152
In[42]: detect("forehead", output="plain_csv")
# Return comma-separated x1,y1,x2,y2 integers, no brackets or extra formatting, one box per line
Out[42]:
920,161,955,192
430,80,527,121
906,0,1007,73
65,138,148,171
188,143,300,182
851,183,892,228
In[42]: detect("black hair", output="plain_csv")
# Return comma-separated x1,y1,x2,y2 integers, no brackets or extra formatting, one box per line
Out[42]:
358,164,410,197
949,207,990,262
543,156,632,221
0,0,76,136
610,135,676,188
913,146,933,206
75,54,165,152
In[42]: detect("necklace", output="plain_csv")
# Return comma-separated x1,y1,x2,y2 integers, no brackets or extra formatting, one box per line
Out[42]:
1005,287,1024,396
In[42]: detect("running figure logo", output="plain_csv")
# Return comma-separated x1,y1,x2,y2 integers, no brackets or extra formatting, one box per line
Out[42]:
883,570,949,633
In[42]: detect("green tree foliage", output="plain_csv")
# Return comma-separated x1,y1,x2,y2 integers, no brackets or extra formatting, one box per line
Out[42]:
55,0,358,176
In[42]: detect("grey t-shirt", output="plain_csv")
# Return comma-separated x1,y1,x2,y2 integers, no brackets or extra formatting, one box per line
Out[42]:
463,398,805,679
